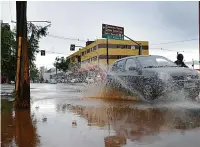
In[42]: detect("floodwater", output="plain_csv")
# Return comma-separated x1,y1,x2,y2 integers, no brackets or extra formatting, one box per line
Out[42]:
1,83,200,147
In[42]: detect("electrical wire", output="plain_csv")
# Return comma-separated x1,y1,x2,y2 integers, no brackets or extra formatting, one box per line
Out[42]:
47,34,87,42
47,33,198,46
150,48,197,53
150,38,198,46
42,50,69,55
3,41,197,55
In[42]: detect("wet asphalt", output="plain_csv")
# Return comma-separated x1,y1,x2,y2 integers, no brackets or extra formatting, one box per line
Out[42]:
1,83,200,147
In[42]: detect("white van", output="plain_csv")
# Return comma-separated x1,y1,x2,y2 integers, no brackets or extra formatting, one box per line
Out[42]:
50,79,57,84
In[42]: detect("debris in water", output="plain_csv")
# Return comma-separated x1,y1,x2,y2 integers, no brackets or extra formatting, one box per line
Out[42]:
72,120,77,126
42,117,47,122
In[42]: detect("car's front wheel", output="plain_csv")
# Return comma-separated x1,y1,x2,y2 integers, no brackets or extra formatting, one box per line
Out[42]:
142,85,160,102
188,90,200,101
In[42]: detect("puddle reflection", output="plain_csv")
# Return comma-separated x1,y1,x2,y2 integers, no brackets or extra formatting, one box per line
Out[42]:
65,104,200,144
2,99,200,147
1,102,40,147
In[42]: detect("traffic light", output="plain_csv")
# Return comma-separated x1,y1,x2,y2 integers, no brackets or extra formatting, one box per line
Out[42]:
70,44,75,51
41,50,45,56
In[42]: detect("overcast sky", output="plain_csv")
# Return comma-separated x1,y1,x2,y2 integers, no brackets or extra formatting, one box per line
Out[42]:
1,1,199,68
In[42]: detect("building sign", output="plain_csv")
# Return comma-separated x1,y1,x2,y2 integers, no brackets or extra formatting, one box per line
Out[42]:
102,24,124,40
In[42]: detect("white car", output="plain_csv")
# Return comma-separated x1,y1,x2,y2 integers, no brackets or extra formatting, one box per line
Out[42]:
71,79,77,83
86,77,94,84
10,81,15,84
50,79,57,84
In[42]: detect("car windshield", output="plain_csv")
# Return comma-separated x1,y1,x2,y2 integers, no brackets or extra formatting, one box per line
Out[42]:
138,56,178,68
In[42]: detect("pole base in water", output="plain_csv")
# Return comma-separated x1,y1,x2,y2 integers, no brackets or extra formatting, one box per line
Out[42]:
14,99,30,109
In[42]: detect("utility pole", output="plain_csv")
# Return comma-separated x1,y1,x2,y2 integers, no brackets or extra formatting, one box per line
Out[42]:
199,1,200,69
15,1,30,109
106,38,109,67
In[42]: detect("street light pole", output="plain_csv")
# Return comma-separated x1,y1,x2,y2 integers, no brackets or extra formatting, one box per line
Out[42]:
123,34,142,55
11,20,51,24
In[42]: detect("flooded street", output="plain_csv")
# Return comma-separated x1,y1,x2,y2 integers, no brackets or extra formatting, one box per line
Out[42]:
1,83,200,147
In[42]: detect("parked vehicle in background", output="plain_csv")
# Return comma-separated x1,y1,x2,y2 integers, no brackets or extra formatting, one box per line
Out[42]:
106,55,200,102
10,81,15,84
86,77,95,84
71,78,82,83
94,75,104,83
71,79,77,83
50,79,57,84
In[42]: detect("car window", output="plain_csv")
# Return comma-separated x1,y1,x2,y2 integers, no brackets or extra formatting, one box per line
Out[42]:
117,60,125,71
111,62,118,71
156,58,172,66
125,58,137,71
138,56,177,68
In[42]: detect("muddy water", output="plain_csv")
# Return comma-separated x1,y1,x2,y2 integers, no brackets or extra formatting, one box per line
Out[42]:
1,83,200,147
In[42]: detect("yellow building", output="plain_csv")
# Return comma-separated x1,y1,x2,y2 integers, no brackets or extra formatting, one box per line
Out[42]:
66,39,149,69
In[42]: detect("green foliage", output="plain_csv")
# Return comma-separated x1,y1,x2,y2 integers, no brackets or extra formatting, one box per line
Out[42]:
1,23,50,82
53,56,70,72
30,63,40,83
27,22,49,65
1,25,16,81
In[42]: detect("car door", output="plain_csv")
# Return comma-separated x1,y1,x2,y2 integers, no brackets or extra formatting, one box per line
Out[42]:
123,58,141,91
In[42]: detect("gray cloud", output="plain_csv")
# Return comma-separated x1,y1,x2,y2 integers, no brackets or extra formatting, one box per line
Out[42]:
157,1,198,38
1,1,199,68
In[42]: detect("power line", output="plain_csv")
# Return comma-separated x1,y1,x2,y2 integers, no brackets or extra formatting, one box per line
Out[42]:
151,38,198,46
150,47,197,53
43,50,69,55
47,34,87,42
150,48,185,53
42,48,197,56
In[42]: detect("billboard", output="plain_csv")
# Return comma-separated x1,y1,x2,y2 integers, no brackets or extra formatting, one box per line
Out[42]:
102,24,124,40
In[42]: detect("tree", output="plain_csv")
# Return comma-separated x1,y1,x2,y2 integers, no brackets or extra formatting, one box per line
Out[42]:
53,56,70,73
1,25,16,82
30,63,39,83
1,23,50,82
27,22,49,66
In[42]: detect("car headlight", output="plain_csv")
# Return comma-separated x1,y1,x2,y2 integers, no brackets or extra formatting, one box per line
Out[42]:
157,72,172,81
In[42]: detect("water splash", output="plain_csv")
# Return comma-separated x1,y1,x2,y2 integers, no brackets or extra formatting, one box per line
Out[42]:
79,62,200,103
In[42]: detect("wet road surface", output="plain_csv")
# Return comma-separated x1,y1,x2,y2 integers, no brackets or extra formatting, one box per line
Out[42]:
1,83,200,147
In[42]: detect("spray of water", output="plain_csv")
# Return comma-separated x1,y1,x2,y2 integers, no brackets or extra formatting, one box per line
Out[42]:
80,62,200,104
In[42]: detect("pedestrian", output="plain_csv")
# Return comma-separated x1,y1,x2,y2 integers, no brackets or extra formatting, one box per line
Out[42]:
174,53,188,68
